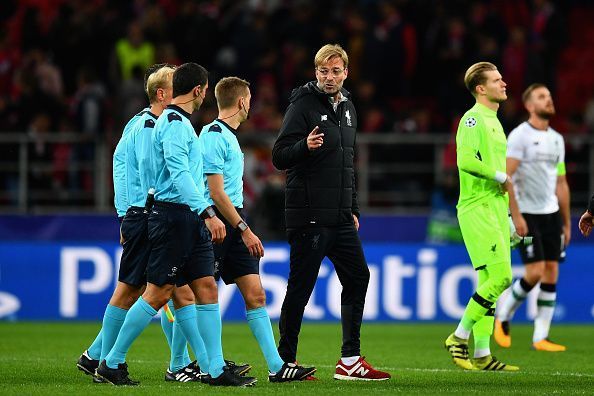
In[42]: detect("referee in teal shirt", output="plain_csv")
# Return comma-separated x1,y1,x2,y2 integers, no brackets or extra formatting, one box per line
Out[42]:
199,77,315,382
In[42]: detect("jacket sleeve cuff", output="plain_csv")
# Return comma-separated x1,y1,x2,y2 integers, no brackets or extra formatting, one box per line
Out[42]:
299,138,310,156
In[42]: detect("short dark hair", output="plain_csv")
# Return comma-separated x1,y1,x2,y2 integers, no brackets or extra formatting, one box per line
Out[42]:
173,63,208,97
522,83,547,103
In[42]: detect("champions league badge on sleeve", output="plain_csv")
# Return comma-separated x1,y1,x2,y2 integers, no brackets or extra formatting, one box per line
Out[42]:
464,117,477,128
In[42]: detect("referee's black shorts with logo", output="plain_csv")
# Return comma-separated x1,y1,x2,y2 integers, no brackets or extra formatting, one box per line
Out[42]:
118,206,150,287
519,211,563,263
147,201,215,287
212,207,259,284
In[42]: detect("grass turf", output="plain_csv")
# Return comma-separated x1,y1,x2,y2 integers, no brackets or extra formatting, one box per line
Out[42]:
0,322,592,395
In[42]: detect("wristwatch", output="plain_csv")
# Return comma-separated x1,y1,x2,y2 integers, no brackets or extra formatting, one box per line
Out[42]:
236,219,249,232
200,206,216,220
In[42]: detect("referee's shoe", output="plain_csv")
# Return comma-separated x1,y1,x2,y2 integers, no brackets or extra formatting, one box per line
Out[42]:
269,362,317,382
76,350,99,377
165,361,201,382
96,360,139,386
209,365,257,387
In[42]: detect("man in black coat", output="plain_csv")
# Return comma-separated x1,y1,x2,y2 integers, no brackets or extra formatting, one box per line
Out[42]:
272,44,390,381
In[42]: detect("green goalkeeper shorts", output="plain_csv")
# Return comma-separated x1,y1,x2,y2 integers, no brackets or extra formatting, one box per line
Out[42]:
458,197,510,269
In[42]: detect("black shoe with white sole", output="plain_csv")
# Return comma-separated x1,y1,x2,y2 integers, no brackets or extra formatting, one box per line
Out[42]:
269,362,317,382
76,350,99,377
165,361,201,383
209,366,257,387
225,359,251,376
96,360,139,386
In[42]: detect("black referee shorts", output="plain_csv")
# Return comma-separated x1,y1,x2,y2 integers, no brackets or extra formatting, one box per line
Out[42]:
147,201,215,287
519,211,563,263
118,206,150,287
213,208,259,284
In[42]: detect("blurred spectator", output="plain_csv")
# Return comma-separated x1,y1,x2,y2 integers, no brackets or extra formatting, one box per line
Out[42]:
72,66,107,136
502,27,528,100
0,27,20,99
27,112,54,203
366,1,417,96
112,21,155,83
115,65,145,130
584,91,594,131
526,0,566,88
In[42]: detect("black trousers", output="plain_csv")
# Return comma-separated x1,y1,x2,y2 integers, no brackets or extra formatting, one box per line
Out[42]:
278,223,370,362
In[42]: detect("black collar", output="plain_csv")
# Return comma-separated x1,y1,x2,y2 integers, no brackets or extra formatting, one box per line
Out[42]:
216,118,238,134
167,104,191,120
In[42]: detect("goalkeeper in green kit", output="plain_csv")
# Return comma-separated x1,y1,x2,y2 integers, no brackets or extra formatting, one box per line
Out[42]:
444,62,519,371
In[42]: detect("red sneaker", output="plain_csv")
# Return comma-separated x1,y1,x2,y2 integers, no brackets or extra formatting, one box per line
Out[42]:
334,356,391,381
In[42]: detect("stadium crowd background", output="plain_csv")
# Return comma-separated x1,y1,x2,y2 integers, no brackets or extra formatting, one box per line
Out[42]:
1,0,594,233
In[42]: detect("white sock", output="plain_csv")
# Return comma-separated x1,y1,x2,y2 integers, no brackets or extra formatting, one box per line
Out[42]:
341,356,360,366
454,323,471,340
474,348,490,358
533,287,556,342
498,278,533,322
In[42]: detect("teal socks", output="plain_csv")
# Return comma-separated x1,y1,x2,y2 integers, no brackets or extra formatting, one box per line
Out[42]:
247,307,284,372
99,304,128,361
87,329,103,360
105,297,157,369
196,303,225,378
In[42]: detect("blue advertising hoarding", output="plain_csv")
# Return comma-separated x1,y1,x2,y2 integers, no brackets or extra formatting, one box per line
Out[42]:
1,242,592,322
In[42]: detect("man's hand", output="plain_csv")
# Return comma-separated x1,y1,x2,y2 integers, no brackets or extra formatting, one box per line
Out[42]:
353,214,359,231
307,126,324,151
501,175,513,193
204,216,226,244
512,214,528,237
241,228,265,258
563,223,571,246
578,211,593,237
119,227,125,245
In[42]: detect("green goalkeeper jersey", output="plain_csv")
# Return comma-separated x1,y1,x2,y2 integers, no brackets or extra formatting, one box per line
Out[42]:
456,102,508,214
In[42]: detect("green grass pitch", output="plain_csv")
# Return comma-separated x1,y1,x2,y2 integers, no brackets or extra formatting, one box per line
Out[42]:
0,322,592,394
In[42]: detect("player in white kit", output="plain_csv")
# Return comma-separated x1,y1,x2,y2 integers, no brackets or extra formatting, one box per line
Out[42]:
494,83,570,352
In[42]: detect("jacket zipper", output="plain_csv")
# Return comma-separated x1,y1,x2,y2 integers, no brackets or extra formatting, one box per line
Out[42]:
337,101,345,222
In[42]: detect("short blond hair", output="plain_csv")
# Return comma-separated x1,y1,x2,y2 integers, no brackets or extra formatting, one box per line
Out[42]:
464,62,498,96
314,44,349,69
146,65,175,103
215,77,250,110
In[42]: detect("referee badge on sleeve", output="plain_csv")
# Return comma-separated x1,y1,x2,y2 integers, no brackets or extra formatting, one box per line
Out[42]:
464,117,477,128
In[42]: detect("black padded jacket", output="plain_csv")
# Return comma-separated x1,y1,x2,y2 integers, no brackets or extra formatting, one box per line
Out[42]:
272,81,360,229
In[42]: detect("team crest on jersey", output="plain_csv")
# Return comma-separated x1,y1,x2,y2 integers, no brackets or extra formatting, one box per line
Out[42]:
345,110,352,126
464,117,477,128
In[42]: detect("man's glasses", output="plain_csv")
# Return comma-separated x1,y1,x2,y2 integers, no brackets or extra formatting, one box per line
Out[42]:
316,67,345,77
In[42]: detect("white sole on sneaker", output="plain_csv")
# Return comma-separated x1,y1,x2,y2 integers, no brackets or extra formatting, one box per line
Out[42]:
77,363,96,376
333,374,390,381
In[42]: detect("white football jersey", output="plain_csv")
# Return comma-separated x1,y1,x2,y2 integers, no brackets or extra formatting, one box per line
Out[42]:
507,122,565,214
